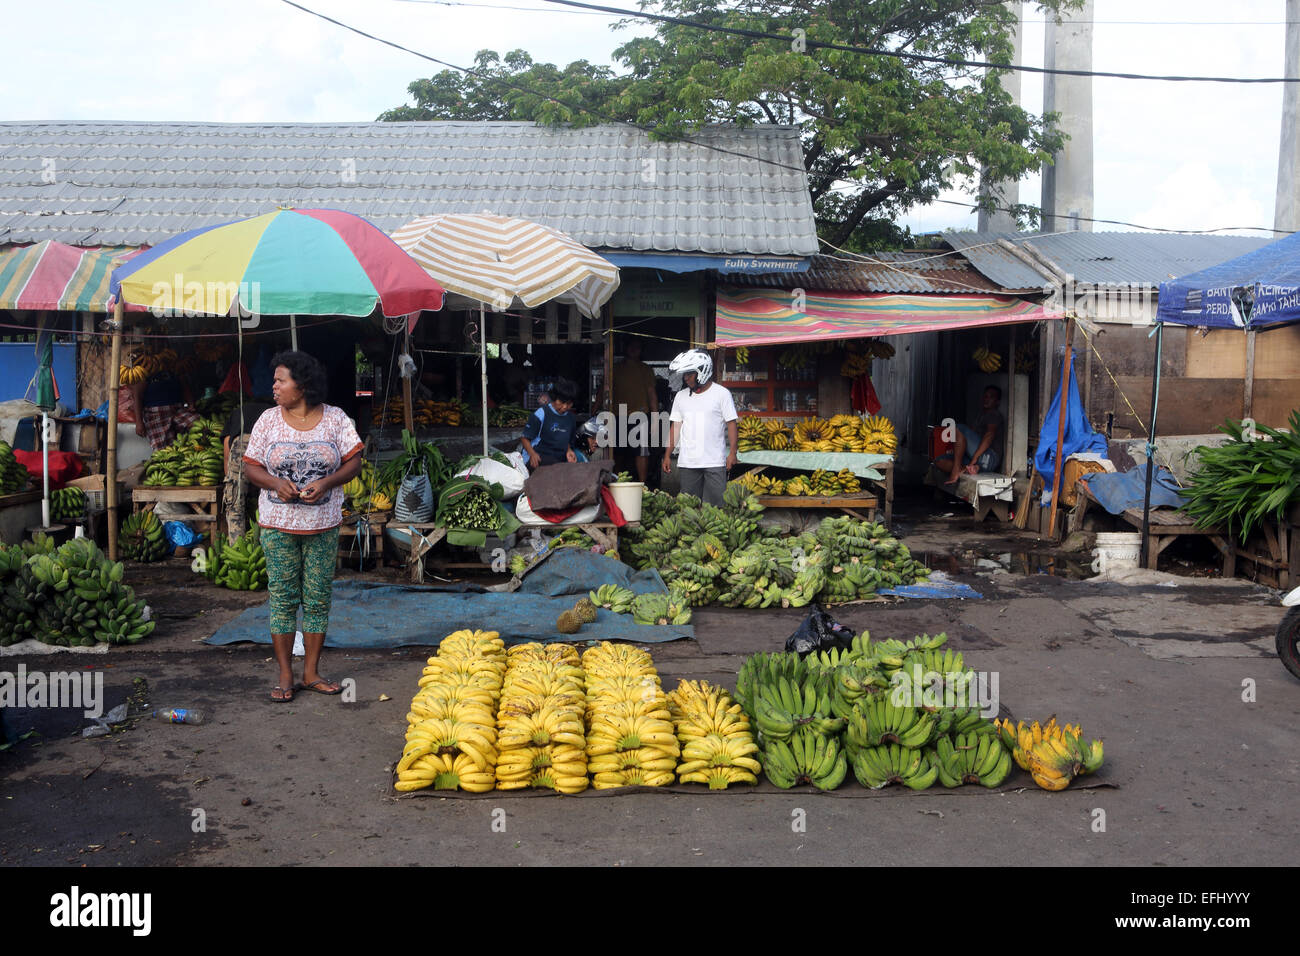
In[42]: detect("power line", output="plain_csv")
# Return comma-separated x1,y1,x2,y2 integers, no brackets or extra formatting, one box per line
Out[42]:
929,198,1290,235
534,0,1300,84
281,0,1288,240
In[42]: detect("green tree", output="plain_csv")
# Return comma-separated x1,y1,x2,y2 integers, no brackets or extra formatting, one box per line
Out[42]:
379,0,1076,249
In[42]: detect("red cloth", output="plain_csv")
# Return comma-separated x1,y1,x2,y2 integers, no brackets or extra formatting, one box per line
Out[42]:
219,362,253,396
850,373,882,416
13,449,83,489
530,486,628,527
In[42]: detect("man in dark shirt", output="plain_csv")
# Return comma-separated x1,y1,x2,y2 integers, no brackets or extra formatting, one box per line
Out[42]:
938,385,1004,484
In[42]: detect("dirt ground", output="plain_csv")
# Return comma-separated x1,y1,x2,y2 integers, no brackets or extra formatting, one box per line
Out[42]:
2,499,1297,870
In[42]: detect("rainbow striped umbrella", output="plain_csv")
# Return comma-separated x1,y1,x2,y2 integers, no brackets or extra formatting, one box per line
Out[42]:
0,241,145,312
110,208,445,317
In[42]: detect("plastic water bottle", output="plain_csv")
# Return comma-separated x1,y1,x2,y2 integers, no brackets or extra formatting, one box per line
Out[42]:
155,708,206,725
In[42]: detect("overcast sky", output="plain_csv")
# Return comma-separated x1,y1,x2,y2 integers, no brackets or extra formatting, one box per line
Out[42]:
4,0,1291,240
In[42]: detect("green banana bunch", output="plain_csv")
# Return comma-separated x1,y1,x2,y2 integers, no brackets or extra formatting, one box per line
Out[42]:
760,727,847,790
630,591,691,626
50,486,87,523
120,510,167,562
845,696,937,751
851,743,939,790
0,440,32,493
829,661,889,719
932,705,997,738
211,528,268,591
588,584,637,614
933,733,1013,788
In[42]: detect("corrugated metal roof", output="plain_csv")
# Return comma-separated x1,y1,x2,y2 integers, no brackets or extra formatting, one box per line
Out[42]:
727,251,1001,293
943,230,1275,289
0,121,818,256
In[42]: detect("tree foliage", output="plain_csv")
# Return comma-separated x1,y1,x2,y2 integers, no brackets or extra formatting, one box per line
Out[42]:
379,0,1078,249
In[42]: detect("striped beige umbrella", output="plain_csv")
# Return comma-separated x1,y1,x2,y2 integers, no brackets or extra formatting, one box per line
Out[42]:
390,213,619,320
391,213,620,453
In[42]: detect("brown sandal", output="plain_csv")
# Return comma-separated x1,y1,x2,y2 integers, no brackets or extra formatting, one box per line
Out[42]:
270,685,295,703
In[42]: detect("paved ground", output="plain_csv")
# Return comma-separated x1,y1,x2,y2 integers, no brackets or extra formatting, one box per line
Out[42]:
2,509,1296,868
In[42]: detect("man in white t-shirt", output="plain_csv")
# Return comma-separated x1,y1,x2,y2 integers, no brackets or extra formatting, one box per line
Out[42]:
662,349,738,507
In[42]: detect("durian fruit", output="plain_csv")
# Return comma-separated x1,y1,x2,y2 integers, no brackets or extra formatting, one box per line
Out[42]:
557,609,582,634
574,597,599,624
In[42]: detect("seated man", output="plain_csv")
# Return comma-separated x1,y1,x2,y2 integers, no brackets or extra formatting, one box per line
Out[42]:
521,377,579,471
937,385,1004,485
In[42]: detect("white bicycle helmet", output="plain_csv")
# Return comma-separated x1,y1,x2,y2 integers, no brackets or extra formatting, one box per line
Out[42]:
668,349,714,392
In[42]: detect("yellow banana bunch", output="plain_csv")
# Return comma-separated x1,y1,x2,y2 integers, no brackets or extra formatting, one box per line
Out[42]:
973,346,1003,373
735,346,750,366
496,642,588,793
667,680,759,789
583,642,679,789
397,629,505,793
839,353,872,378
994,717,1104,791
118,364,148,385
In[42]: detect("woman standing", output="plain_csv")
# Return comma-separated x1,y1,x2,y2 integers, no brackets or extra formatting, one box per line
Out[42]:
242,351,364,703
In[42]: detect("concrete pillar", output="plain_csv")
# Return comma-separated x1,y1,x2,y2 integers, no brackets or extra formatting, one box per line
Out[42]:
1275,0,1300,233
979,2,1025,233
1041,0,1094,233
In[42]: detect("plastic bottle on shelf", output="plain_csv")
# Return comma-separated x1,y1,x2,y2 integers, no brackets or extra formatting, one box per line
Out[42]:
155,708,206,725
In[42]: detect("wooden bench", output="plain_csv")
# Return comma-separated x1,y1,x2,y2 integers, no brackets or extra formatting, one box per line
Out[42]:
924,465,1015,523
754,493,881,523
1068,479,1235,573
131,485,220,526
390,521,636,582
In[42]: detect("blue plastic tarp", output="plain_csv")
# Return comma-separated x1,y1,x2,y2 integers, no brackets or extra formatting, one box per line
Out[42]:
1080,466,1184,515
878,571,982,600
1157,230,1300,330
204,550,692,647
1034,348,1108,500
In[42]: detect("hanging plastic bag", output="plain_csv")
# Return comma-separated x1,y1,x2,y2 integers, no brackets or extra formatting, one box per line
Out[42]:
394,471,434,522
784,608,855,656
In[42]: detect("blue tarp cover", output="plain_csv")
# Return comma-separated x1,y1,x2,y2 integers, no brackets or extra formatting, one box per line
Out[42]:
205,550,691,647
1080,466,1184,515
1035,348,1108,499
878,571,982,600
1157,230,1300,330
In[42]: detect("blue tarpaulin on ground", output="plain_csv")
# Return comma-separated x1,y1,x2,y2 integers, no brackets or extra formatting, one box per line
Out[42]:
878,572,982,600
1081,466,1185,515
1035,348,1108,500
204,550,691,647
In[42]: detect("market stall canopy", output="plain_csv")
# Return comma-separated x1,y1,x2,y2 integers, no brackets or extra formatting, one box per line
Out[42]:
1156,229,1300,330
391,213,619,319
0,241,145,312
110,208,445,317
714,288,1060,347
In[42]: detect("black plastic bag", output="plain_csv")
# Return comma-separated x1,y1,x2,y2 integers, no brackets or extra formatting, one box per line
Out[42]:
784,607,856,656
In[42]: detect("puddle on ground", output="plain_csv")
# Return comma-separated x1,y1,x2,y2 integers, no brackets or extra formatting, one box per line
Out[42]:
917,550,1094,580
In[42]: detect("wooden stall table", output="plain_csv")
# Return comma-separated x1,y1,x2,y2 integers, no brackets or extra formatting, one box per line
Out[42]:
753,493,880,522
131,485,219,527
1068,479,1235,574
923,466,1015,523
737,451,893,524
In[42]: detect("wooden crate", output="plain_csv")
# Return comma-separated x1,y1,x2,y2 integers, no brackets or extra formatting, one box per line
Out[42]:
131,486,220,525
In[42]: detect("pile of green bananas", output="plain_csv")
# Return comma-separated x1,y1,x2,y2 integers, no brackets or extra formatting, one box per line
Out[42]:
119,510,168,562
736,653,846,790
51,486,87,523
630,591,692,626
0,440,31,494
140,418,225,487
193,525,267,590
589,584,635,614
624,488,929,610
0,536,153,646
735,633,1028,792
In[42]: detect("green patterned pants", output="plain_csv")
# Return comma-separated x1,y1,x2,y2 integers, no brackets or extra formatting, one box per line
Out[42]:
261,526,340,634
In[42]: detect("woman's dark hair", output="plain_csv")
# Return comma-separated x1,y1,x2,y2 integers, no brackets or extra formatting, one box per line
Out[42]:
270,350,328,407
551,377,578,404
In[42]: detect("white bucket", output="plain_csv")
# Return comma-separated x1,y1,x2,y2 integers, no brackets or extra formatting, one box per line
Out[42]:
607,481,645,523
1091,532,1141,574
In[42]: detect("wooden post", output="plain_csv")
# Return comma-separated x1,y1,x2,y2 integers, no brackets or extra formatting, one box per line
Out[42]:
1006,324,1017,476
1047,316,1074,540
106,299,124,560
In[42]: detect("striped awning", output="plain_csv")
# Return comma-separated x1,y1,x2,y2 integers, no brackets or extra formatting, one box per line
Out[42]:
715,287,1059,346
0,241,145,312
391,214,619,319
